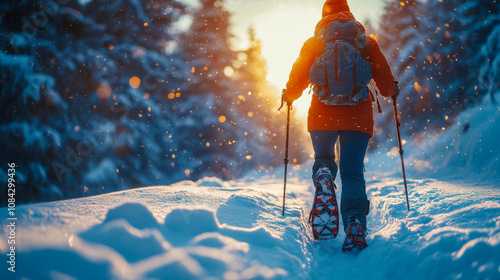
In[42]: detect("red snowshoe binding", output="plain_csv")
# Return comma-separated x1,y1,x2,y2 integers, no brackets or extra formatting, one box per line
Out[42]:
342,216,368,252
309,166,339,240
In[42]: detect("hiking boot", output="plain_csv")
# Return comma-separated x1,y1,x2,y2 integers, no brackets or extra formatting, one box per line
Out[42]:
309,166,339,240
342,215,368,252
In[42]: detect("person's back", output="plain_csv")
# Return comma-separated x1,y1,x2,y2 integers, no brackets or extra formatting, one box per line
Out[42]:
282,0,397,252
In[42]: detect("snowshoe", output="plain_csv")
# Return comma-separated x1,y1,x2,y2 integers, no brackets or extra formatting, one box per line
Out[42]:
342,216,368,252
308,166,339,240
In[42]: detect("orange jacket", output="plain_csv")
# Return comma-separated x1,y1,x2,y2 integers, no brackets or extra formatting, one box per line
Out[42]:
285,11,395,137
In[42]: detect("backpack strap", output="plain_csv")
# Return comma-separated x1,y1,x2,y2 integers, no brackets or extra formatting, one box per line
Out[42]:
368,80,383,114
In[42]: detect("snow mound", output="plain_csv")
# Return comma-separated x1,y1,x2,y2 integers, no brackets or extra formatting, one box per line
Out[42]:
13,203,290,280
416,223,500,279
196,177,233,188
408,92,499,181
218,194,273,228
363,180,500,280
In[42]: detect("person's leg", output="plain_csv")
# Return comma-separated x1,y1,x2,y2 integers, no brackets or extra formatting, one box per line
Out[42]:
338,130,371,232
310,130,339,180
309,130,340,240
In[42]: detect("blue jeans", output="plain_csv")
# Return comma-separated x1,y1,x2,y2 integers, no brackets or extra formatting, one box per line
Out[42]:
310,130,370,231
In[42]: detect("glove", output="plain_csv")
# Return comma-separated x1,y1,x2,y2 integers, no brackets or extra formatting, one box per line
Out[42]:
279,89,293,111
282,89,294,105
392,81,400,101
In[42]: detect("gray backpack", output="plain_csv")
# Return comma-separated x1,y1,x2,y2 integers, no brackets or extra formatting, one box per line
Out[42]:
309,19,372,105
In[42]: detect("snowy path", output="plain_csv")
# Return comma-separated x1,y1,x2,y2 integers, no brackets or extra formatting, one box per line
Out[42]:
1,165,500,279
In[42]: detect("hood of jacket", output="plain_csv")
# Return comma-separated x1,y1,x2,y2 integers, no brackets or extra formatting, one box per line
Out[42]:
322,0,350,17
314,11,356,36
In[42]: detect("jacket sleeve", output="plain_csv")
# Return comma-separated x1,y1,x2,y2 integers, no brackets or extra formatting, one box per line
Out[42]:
368,37,396,98
285,37,318,101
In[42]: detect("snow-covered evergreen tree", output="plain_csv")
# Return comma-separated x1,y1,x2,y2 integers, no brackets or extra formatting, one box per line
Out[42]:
181,0,234,95
0,0,188,203
375,0,427,142
463,0,500,105
177,0,311,180
478,25,500,104
234,28,310,169
375,0,499,145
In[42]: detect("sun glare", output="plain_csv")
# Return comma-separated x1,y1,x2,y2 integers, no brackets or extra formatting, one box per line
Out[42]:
252,6,321,117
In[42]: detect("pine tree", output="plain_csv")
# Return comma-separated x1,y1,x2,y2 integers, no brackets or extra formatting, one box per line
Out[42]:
181,0,234,95
234,28,310,170
478,24,500,104
0,0,188,204
375,0,427,143
375,0,499,145
459,0,500,105
179,2,309,179
378,0,425,87
176,0,240,179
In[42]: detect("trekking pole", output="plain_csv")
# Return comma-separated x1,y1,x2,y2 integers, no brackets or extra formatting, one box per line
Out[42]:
278,89,291,216
392,81,411,211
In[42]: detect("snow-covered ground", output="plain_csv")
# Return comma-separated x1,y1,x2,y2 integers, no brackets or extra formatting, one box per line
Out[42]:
1,159,499,280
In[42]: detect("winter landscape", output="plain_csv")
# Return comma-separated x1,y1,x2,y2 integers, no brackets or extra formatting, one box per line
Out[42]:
1,93,499,279
1,0,499,279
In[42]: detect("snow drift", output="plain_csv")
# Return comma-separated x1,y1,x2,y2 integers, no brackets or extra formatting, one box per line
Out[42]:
1,169,500,279
408,92,499,181
15,203,293,280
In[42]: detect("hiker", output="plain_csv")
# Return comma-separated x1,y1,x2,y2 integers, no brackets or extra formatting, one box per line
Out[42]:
282,0,397,251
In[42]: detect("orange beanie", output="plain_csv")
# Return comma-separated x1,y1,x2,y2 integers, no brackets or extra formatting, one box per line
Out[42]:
322,0,350,17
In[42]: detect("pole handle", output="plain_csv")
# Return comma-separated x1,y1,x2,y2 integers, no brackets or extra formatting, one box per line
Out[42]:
278,89,289,111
